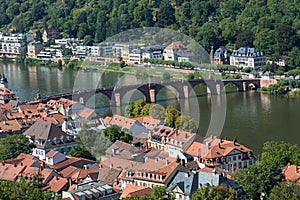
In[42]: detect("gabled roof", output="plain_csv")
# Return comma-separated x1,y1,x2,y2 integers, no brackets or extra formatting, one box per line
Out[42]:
23,120,78,149
120,184,152,199
60,166,89,182
231,47,264,57
44,28,58,35
44,176,69,193
0,163,25,181
101,157,139,171
48,156,97,172
167,171,197,196
203,139,252,159
78,108,96,119
97,166,121,185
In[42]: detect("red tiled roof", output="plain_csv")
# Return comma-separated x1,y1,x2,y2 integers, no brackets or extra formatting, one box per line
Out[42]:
120,184,152,199
0,119,22,132
0,163,25,181
46,150,60,158
101,157,139,170
186,142,207,157
283,164,300,182
78,108,96,119
44,176,69,193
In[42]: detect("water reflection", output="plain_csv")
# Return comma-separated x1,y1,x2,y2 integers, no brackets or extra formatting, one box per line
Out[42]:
1,64,300,154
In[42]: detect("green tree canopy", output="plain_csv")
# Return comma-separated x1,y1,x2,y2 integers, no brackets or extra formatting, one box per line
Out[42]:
0,134,35,160
191,185,239,200
68,143,96,161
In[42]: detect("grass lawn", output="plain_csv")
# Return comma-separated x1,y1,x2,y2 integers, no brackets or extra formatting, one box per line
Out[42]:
79,61,219,80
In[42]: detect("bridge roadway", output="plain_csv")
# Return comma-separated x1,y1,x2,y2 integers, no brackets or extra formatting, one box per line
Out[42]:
40,78,264,106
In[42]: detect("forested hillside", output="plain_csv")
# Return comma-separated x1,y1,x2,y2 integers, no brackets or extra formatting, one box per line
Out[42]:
0,0,300,60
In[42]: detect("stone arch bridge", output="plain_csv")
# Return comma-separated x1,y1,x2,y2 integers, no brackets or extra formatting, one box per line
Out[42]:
41,79,272,106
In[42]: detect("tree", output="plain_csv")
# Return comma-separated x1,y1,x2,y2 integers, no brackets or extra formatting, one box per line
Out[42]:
141,103,153,116
0,177,61,200
191,185,239,200
68,143,96,161
233,160,282,199
149,104,166,121
164,106,180,128
152,186,174,200
236,30,255,48
78,124,111,161
254,28,276,57
125,99,146,118
261,141,300,167
274,25,298,56
175,115,197,132
269,181,300,200
287,47,300,69
83,35,94,45
102,125,133,143
156,0,175,27
0,134,35,160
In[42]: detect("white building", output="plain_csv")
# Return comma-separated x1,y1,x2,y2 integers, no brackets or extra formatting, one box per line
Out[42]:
129,48,142,64
230,47,266,69
0,32,33,58
23,120,79,160
142,45,164,61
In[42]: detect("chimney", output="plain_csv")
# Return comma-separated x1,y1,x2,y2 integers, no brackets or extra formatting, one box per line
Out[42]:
165,160,170,166
233,138,237,146
110,164,113,169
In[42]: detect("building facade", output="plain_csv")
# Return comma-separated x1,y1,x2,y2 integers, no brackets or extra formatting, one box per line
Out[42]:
230,47,266,68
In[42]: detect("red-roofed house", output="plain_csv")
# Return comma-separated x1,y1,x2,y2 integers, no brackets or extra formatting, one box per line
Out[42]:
163,41,192,62
120,184,152,199
283,164,300,183
120,161,186,189
43,28,59,43
188,136,255,172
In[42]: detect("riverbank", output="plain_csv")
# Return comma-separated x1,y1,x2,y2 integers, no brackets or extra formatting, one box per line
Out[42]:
79,61,219,80
258,79,300,97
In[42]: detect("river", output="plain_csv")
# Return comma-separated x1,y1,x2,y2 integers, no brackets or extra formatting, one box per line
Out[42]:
1,63,300,154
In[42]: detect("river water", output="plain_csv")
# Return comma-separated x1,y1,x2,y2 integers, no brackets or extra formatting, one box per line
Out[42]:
1,63,300,154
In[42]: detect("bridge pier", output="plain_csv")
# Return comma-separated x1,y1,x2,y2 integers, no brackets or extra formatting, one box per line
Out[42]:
243,82,247,92
115,93,121,107
150,89,156,103
216,84,221,95
183,85,189,99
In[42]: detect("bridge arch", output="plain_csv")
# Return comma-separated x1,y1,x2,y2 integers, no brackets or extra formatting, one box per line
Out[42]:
151,82,183,101
222,81,243,92
112,84,150,106
246,80,260,90
189,81,211,96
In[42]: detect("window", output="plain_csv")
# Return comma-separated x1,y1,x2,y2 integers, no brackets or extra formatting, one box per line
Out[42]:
233,156,236,161
238,155,241,160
